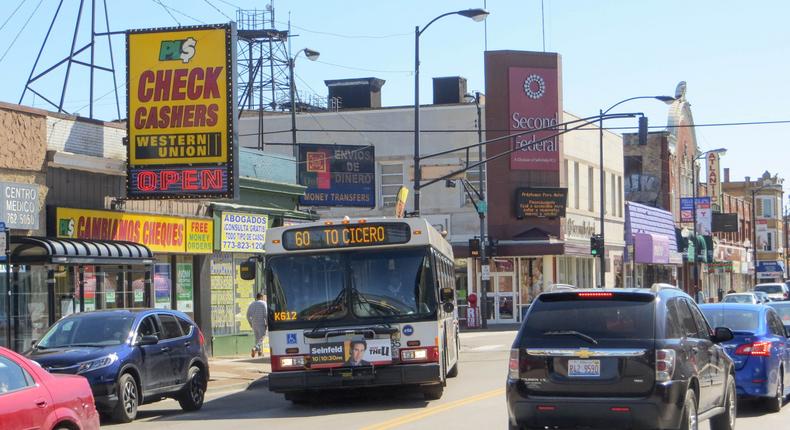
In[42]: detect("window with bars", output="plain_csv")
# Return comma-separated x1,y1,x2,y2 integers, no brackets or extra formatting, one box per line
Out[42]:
380,163,404,208
464,166,486,206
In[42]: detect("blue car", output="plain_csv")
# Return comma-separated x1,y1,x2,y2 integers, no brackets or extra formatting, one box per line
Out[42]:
700,303,790,412
26,309,209,423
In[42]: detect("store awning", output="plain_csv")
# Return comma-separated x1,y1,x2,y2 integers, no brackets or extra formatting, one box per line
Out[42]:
10,237,154,265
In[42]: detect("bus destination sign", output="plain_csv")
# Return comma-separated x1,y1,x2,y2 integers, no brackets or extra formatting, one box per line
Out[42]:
282,223,411,251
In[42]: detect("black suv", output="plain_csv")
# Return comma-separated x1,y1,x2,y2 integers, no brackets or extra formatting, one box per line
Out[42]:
507,287,737,430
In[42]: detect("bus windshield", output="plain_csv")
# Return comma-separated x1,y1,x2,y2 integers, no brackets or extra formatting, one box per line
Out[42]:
267,248,437,324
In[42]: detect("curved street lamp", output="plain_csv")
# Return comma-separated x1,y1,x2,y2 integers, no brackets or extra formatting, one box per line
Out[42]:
599,95,675,288
413,8,489,215
690,147,727,298
290,48,321,157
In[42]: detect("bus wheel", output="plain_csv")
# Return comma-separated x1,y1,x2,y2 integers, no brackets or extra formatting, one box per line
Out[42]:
284,391,311,404
422,383,444,400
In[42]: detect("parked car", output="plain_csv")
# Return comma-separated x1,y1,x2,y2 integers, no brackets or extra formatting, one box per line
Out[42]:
507,285,736,430
723,292,767,304
26,309,209,423
700,303,790,412
766,301,790,333
0,346,100,430
754,283,790,301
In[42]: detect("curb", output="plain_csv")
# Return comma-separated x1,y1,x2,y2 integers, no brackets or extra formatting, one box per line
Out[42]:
208,376,269,395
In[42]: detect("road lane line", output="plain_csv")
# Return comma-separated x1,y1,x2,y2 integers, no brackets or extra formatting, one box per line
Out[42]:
359,388,504,430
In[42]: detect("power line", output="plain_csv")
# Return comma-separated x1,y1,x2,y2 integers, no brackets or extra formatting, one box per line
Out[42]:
0,0,25,33
156,0,207,25
277,21,410,40
151,0,180,26
215,0,241,9
202,0,233,21
0,0,45,65
313,59,411,75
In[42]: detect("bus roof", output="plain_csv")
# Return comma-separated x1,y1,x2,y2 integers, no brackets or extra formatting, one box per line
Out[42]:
264,217,453,257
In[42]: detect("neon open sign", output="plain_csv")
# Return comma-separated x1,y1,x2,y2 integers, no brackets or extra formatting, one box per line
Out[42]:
129,167,228,197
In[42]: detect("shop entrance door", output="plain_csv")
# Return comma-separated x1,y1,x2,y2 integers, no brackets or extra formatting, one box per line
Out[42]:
486,273,516,324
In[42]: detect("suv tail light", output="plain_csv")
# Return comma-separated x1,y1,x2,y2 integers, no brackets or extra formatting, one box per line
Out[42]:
656,349,676,382
197,328,205,347
508,349,521,380
735,341,772,357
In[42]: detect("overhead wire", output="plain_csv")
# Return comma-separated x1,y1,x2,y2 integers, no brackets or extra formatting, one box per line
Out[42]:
151,0,181,26
155,0,207,25
313,59,411,75
202,0,233,21
0,0,26,33
0,0,46,65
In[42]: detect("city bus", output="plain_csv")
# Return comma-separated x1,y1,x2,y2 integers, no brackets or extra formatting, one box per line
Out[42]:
261,217,459,402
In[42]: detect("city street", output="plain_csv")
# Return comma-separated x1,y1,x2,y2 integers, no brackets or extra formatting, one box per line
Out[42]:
105,330,790,430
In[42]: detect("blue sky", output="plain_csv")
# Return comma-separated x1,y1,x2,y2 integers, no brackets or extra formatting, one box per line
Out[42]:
1,0,788,191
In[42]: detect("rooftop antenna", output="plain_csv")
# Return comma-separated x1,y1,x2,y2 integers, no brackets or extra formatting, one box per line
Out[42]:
20,0,122,120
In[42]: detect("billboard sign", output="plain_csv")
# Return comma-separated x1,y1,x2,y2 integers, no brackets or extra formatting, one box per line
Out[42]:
126,24,238,199
509,67,560,170
515,188,567,218
712,213,739,233
680,196,712,234
298,144,375,207
219,212,268,253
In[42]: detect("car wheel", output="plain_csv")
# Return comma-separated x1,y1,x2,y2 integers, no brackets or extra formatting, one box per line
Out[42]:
422,383,444,400
765,376,784,413
679,389,698,430
112,373,139,423
710,377,736,430
178,366,207,411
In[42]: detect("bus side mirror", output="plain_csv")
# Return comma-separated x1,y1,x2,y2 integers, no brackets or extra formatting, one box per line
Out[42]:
239,260,257,280
440,287,454,303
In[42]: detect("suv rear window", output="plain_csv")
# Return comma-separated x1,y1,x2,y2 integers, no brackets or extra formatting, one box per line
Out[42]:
755,284,783,294
523,296,655,340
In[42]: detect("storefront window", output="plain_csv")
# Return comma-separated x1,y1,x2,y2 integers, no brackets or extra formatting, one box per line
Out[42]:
13,265,50,351
175,256,194,314
130,269,148,308
98,266,126,309
235,253,255,333
154,258,172,309
210,253,235,336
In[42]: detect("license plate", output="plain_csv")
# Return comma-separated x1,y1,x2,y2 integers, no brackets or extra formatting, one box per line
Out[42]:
568,359,601,377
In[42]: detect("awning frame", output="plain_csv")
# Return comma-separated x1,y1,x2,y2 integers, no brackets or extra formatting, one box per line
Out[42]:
9,237,154,265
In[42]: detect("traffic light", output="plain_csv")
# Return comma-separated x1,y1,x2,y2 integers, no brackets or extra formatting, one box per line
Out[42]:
487,238,498,257
469,238,480,257
590,234,604,256
638,116,649,145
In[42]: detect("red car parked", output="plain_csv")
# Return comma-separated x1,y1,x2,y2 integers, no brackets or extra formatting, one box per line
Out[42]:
0,346,100,430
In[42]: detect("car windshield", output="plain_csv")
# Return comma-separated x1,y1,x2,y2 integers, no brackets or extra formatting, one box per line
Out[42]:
755,285,783,294
37,314,135,348
267,248,437,323
522,297,655,340
700,308,760,332
723,294,755,304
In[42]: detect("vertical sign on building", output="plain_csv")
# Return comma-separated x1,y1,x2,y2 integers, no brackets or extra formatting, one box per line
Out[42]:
126,23,238,199
509,67,560,171
706,152,721,210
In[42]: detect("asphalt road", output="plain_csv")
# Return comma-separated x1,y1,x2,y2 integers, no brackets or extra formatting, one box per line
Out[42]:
108,330,790,430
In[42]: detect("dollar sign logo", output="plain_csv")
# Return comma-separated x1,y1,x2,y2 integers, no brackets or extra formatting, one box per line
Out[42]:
180,37,196,63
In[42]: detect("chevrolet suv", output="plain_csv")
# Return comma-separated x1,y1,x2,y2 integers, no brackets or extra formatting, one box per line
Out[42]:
507,286,737,430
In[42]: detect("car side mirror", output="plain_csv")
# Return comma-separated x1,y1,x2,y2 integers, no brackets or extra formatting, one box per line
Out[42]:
440,287,454,303
712,327,734,343
138,335,159,346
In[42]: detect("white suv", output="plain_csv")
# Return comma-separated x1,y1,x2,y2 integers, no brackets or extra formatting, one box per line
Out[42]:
754,283,790,301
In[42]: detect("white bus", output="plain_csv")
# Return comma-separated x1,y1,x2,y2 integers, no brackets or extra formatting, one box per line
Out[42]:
262,217,459,401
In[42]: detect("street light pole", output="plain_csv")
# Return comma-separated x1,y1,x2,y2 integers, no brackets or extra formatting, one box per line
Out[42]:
413,8,489,216
598,95,675,288
289,48,320,159
690,148,727,300
474,92,488,328
752,188,759,285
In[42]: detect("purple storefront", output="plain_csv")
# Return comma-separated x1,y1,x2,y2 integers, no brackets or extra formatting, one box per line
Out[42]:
625,202,683,288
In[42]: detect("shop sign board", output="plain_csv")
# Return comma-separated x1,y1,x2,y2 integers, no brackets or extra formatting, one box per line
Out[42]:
219,212,268,253
176,263,194,312
298,144,375,207
509,66,560,171
712,213,739,233
55,207,213,253
0,182,39,230
515,188,567,218
126,24,238,199
680,197,712,235
706,152,722,209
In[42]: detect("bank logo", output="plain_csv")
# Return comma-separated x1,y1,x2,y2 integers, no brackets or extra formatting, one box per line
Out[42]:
523,74,546,100
159,37,197,63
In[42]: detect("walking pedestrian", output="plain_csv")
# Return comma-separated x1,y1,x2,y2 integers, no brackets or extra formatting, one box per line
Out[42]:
246,293,268,358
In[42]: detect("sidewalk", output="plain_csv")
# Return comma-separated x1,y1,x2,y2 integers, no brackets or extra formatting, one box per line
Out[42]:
207,354,271,393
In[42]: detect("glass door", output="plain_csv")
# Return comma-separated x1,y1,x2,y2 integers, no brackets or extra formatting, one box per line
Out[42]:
485,273,517,324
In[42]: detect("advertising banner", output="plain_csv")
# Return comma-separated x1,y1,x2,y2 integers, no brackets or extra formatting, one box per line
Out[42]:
298,144,375,207
309,339,393,369
509,67,560,170
712,213,739,233
394,186,409,218
154,263,172,309
55,207,213,253
220,212,268,253
515,188,567,218
126,24,238,199
0,182,40,230
680,197,712,234
309,342,346,368
176,263,194,312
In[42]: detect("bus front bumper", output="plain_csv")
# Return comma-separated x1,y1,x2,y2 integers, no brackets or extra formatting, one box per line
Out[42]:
269,363,441,393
